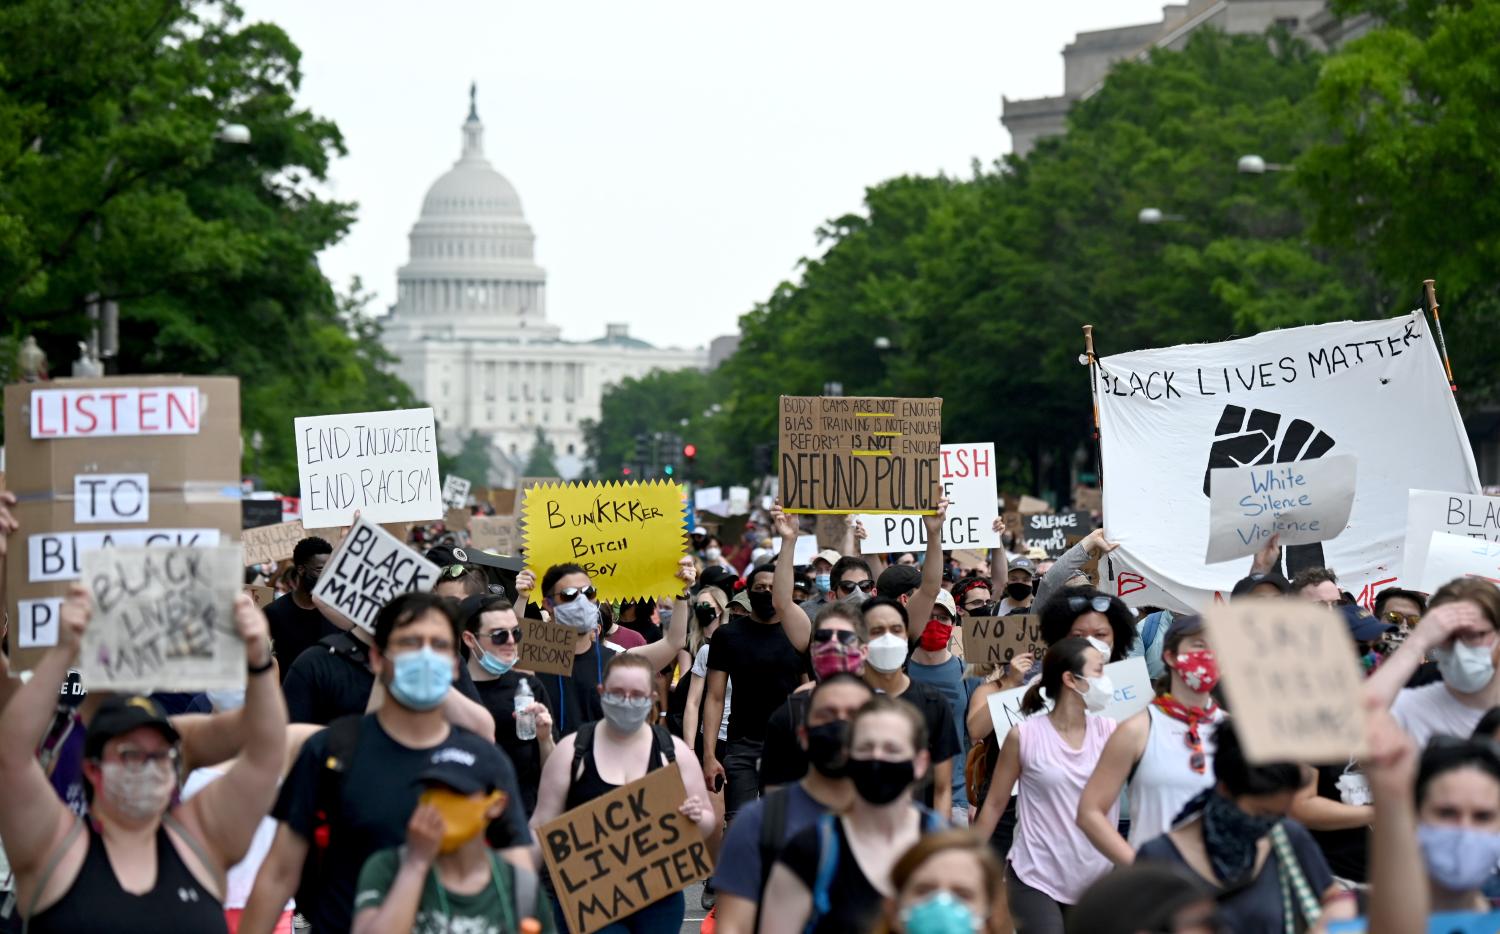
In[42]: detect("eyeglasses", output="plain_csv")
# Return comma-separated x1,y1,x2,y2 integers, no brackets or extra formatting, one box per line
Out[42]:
814,629,860,646
602,691,652,708
837,580,876,595
485,628,523,645
553,585,597,603
1066,595,1113,615
1382,610,1422,628
102,747,180,770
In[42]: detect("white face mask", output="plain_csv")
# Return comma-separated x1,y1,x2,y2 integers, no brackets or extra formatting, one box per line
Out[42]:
703,547,722,561
100,760,176,822
1073,674,1115,713
867,633,909,673
1434,639,1496,694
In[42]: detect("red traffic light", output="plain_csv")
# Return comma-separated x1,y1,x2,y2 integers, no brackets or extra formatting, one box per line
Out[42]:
683,444,697,459
622,466,633,475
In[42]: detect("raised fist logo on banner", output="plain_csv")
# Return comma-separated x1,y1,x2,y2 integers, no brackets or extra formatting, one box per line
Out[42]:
1201,404,1336,578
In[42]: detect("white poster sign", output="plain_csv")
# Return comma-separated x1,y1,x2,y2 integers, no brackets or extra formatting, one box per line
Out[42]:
441,475,472,510
30,386,201,439
771,533,818,565
694,487,727,516
1206,455,1357,563
74,473,150,524
1097,312,1478,610
28,529,221,583
1403,490,1500,590
312,517,440,632
295,407,441,528
859,442,1000,553
79,545,244,690
1420,531,1500,594
728,486,751,515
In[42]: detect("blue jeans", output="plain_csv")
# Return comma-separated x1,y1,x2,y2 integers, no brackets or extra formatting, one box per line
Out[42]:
551,891,686,934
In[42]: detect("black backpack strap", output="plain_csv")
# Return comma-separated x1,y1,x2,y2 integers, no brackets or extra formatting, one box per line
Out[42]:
572,720,598,783
759,788,791,885
313,715,363,837
651,723,676,764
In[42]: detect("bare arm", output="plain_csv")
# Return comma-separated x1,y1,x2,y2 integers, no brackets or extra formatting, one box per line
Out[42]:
1077,711,1148,865
715,894,758,934
1367,601,1476,711
629,560,695,671
674,736,718,838
931,759,952,816
757,863,815,934
988,515,1007,596
1290,768,1373,831
701,671,728,790
242,824,310,934
770,504,811,652
966,681,999,743
1364,702,1425,934
972,729,1021,839
905,499,950,639
683,671,706,752
182,596,289,870
530,733,577,833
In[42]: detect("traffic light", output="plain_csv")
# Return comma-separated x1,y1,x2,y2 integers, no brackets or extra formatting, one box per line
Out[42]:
663,463,675,476
683,443,697,461
622,465,633,476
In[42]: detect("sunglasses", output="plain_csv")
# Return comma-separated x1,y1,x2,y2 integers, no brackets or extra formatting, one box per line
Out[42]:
1184,721,1206,775
441,563,476,579
552,585,597,603
814,629,860,646
484,628,523,645
837,580,876,595
1067,594,1114,615
1382,610,1422,628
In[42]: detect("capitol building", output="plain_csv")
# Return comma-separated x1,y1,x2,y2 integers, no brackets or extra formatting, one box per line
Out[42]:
381,88,709,482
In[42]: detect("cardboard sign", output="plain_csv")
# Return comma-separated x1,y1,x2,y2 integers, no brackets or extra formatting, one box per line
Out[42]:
1206,601,1367,763
521,481,688,604
248,584,277,609
518,616,580,676
312,517,440,632
1023,511,1089,558
444,507,471,532
985,655,1152,793
442,475,472,510
859,442,1000,553
1419,531,1500,593
1403,489,1500,589
294,407,441,528
1206,455,1358,564
79,545,245,691
513,477,561,518
5,377,242,671
539,766,712,934
964,615,1044,668
242,520,304,567
1074,485,1103,514
468,516,517,554
814,515,848,550
778,395,943,514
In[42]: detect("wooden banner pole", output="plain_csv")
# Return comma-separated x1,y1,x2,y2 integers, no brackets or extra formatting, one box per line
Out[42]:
1423,278,1457,394
1082,324,1102,471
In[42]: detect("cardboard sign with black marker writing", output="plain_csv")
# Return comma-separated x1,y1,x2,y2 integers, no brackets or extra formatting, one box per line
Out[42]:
518,617,579,676
468,516,516,554
963,615,1044,667
539,766,712,934
242,520,304,567
79,545,244,691
1206,601,1367,763
312,517,439,632
778,395,942,514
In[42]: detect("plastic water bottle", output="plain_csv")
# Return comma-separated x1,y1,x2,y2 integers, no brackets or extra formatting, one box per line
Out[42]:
514,679,537,741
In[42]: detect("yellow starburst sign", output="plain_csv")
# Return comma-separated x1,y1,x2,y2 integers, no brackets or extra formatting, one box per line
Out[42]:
521,480,689,605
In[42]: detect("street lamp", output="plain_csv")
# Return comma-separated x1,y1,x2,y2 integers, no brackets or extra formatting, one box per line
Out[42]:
873,336,892,351
218,123,252,145
1137,207,1184,225
1237,154,1291,174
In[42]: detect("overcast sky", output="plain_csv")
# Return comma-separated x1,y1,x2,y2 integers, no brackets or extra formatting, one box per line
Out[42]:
241,0,1170,349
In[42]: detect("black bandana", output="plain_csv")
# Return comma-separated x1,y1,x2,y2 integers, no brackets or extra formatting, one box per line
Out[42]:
1181,789,1280,886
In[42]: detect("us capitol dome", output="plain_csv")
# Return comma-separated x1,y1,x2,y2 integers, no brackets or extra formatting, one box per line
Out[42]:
381,85,708,482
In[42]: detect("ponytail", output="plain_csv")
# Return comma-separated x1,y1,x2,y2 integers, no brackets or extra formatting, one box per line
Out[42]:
1019,637,1093,715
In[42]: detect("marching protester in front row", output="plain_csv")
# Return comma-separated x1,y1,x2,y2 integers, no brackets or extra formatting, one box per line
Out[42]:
0,586,287,933
243,592,533,934
1076,613,1227,862
529,653,715,932
710,673,874,934
758,696,949,934
871,829,1009,934
974,638,1116,933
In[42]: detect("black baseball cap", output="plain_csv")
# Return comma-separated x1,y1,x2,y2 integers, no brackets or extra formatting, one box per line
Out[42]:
1230,572,1290,599
698,565,739,595
416,731,508,795
1008,557,1037,578
876,564,922,598
85,695,180,759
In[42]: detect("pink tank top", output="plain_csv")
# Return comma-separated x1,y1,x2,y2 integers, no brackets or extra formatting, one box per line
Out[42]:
1008,713,1118,905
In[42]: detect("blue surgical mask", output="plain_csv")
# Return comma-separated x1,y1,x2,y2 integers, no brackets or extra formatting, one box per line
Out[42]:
1419,823,1500,891
388,647,452,711
477,649,515,676
553,596,600,632
900,892,981,934
815,573,831,595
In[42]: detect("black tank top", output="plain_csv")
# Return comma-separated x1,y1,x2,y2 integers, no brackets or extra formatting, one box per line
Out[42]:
564,723,670,810
27,821,228,934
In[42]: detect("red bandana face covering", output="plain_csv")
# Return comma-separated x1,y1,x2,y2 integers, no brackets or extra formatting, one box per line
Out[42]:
919,619,954,652
1172,649,1220,693
812,640,863,680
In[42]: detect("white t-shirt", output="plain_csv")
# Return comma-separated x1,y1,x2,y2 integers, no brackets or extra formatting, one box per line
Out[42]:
1391,681,1486,749
692,644,731,741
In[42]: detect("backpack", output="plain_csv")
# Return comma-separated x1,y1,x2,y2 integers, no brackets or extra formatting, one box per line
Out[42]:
963,734,998,811
570,719,676,781
303,714,363,894
805,808,947,933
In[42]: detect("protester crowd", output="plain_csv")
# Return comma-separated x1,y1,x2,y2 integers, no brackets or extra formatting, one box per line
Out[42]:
1,481,1498,934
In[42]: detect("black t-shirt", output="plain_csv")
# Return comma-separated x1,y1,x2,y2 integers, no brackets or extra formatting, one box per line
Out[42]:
619,616,663,646
1309,764,1367,882
760,693,811,788
282,632,483,726
706,619,804,743
537,639,618,737
473,670,552,815
264,592,341,677
273,715,531,934
779,817,884,934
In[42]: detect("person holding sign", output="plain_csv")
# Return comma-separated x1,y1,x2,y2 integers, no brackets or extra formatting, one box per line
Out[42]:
0,585,287,933
1076,614,1228,863
1134,723,1353,932
529,654,714,932
351,731,557,934
759,696,949,934
972,638,1117,932
262,536,340,677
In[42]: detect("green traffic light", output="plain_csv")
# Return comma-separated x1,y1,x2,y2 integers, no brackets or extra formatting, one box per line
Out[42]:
663,465,675,476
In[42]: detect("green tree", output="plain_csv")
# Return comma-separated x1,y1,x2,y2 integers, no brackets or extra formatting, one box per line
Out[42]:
0,0,418,491
581,368,735,482
523,427,559,477
446,430,496,486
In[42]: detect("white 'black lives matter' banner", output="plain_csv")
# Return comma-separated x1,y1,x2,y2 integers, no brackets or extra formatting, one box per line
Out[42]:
1097,312,1479,611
